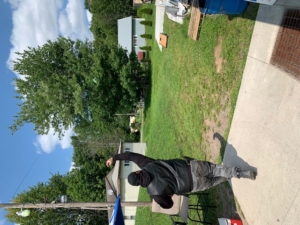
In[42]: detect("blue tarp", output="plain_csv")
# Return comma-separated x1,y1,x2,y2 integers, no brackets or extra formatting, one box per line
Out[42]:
109,194,125,225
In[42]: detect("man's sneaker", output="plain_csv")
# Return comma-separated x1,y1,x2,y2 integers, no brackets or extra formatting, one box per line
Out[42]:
236,168,256,180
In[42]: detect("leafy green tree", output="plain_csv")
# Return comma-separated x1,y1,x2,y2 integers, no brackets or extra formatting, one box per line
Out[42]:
5,174,108,224
85,0,135,46
63,159,109,202
10,37,142,137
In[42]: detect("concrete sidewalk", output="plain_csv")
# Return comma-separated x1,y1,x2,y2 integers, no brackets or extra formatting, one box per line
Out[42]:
223,1,300,225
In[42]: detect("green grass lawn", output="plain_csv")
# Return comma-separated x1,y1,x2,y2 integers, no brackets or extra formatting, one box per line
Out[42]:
136,3,258,225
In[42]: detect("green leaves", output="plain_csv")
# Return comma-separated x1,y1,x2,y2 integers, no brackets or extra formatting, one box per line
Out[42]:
11,37,144,138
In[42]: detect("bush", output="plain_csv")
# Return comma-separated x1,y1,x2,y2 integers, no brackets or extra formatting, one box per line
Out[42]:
140,20,152,26
140,34,152,39
140,8,153,15
140,46,152,51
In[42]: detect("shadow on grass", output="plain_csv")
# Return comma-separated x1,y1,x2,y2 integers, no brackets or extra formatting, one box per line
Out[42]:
227,3,259,22
201,183,242,225
187,185,241,225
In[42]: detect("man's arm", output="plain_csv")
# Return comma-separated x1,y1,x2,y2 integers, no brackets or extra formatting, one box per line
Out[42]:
106,152,155,168
152,195,174,209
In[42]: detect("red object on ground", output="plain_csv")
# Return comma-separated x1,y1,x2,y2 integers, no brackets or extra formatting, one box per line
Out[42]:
218,218,243,225
230,219,243,225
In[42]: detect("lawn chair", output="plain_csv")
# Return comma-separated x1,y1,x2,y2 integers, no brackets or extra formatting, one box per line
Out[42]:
151,193,216,224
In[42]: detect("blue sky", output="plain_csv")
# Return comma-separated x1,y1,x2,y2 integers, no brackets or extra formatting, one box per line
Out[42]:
0,0,93,224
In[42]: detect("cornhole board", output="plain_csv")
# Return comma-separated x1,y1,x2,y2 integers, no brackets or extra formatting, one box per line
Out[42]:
159,33,168,48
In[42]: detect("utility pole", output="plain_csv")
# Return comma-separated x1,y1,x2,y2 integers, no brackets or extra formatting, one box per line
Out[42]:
0,201,152,210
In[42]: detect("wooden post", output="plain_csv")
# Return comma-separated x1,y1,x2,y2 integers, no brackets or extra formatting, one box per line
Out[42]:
0,201,152,210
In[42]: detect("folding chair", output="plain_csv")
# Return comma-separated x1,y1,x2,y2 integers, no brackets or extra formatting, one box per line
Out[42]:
151,193,216,224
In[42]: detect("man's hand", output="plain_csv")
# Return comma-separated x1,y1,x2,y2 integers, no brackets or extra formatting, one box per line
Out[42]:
106,157,113,167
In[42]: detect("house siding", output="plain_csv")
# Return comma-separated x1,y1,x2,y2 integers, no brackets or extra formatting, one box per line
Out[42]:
120,143,146,225
132,18,146,53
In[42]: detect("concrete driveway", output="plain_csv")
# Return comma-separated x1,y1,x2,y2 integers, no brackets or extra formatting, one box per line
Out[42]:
223,1,300,224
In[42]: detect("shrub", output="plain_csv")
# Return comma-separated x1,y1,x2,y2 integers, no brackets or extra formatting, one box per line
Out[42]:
140,8,153,15
140,34,152,39
140,46,152,51
140,20,152,26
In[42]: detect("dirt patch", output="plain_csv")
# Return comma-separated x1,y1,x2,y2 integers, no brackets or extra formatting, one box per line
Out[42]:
203,95,230,163
214,38,224,73
202,93,249,225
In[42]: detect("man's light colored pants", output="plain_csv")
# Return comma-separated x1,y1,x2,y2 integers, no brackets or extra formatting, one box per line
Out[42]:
190,160,238,192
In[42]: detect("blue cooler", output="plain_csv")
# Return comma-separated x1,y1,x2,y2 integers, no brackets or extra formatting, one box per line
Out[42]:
199,0,248,15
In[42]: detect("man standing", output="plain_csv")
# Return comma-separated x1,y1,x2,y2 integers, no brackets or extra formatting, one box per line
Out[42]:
106,152,256,209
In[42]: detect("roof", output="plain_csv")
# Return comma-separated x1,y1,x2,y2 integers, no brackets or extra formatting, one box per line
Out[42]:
118,17,132,52
106,142,122,220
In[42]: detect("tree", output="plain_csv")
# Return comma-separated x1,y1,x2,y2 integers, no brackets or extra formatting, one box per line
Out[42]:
5,174,108,225
85,0,135,46
10,37,142,137
63,159,109,202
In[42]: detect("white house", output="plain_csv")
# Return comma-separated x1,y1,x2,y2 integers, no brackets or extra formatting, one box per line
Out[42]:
117,16,146,60
106,142,147,225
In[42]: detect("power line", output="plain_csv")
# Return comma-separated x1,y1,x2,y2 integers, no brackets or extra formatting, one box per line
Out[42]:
10,155,40,201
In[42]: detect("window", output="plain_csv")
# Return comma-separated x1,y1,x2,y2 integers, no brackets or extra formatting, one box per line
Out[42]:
124,215,135,220
133,35,138,47
124,147,130,166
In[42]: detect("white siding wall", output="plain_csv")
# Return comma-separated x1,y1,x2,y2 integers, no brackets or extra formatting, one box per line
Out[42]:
120,143,146,179
121,180,139,225
120,142,146,225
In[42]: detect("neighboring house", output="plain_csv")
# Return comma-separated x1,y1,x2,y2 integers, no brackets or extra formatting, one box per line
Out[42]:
106,142,147,225
117,16,146,60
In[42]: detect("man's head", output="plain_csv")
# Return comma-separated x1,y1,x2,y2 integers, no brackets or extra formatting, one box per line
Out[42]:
127,170,152,187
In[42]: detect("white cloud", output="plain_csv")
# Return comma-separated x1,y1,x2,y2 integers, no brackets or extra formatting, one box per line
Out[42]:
34,126,74,154
7,0,62,72
7,0,93,74
86,10,92,24
69,162,75,171
6,0,93,153
58,0,93,41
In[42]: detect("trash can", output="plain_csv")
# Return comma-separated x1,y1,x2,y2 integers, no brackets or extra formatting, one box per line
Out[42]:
218,218,243,225
244,0,276,5
199,0,248,15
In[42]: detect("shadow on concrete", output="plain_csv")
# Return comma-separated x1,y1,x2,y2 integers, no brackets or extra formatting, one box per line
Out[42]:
192,132,258,224
213,132,257,175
